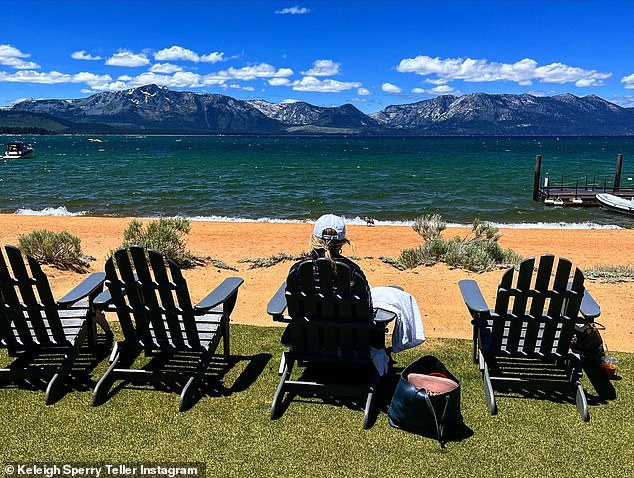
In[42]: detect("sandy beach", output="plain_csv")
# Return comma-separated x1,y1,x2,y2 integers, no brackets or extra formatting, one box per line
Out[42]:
1,214,632,352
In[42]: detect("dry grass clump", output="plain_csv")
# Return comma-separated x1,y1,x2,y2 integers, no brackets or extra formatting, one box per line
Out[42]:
585,264,634,283
238,252,306,269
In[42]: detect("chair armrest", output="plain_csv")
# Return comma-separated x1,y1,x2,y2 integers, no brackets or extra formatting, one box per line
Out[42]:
374,308,397,323
195,277,244,311
93,289,113,310
58,272,106,306
458,280,490,315
267,283,288,322
580,290,601,321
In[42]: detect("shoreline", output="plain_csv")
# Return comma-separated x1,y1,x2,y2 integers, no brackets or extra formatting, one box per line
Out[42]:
1,213,632,352
12,207,630,230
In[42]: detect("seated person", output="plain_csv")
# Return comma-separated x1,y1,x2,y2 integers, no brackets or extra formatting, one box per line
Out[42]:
290,214,425,354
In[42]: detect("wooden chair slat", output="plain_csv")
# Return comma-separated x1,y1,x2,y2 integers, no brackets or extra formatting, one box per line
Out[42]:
548,257,572,316
565,268,585,318
0,248,32,342
27,255,67,343
529,254,554,317
113,248,153,346
317,260,335,320
494,267,513,315
130,247,169,347
6,246,52,343
104,258,136,341
147,250,187,348
511,257,534,316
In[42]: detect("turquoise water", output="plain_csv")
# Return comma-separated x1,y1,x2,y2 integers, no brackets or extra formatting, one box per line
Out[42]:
1,135,633,227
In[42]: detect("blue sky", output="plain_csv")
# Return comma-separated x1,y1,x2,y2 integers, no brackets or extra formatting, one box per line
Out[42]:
2,0,634,113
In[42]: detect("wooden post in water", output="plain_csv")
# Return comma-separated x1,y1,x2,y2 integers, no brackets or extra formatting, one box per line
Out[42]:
533,154,542,201
614,152,623,192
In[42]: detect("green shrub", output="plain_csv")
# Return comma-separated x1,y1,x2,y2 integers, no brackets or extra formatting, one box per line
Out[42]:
412,214,446,242
116,218,199,268
386,216,522,273
18,229,89,271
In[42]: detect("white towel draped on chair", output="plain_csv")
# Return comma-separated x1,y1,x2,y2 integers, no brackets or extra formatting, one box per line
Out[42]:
371,286,425,353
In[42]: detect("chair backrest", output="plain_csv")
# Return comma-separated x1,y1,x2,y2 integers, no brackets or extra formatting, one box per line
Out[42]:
488,254,584,357
284,258,381,360
0,245,66,346
104,246,201,350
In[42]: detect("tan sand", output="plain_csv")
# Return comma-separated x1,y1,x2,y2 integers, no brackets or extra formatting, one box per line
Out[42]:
1,214,632,352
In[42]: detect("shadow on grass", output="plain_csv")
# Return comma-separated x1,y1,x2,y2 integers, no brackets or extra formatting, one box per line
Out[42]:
100,351,271,409
0,329,113,402
583,365,618,403
272,360,474,444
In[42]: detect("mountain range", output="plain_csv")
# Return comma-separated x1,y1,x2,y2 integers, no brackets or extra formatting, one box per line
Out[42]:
6,84,634,136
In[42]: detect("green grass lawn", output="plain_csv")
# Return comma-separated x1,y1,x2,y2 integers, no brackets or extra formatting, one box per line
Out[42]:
0,324,631,478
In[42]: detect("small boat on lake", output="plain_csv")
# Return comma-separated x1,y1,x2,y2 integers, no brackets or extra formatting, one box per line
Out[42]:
3,141,34,159
596,193,634,215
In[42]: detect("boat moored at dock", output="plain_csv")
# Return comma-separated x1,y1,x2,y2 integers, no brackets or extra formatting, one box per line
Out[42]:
596,193,634,215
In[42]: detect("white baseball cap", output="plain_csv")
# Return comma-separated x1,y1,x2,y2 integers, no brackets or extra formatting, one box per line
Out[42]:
313,214,346,241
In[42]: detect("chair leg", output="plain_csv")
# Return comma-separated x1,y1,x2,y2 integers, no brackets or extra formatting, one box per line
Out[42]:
576,383,590,422
482,361,497,416
92,342,138,407
223,319,230,357
45,347,78,405
179,350,210,412
271,356,293,420
363,390,375,430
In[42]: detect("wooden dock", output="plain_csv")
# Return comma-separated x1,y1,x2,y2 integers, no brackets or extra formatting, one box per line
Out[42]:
533,153,634,206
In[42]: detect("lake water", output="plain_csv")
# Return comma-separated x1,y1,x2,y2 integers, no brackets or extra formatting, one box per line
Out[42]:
2,135,633,228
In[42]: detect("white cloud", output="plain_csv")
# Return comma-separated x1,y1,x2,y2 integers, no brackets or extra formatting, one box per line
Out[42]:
268,77,292,86
106,50,150,67
412,85,457,95
0,70,111,86
302,59,340,76
281,99,300,104
357,87,370,96
275,5,310,14
221,83,255,91
154,46,199,62
149,63,183,73
0,44,40,69
621,73,634,89
200,52,226,63
382,82,402,93
610,95,634,107
397,55,611,87
71,50,102,61
292,76,361,92
207,63,293,82
153,46,228,64
429,85,455,94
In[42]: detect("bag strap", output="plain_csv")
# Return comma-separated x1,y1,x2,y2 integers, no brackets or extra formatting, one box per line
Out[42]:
417,389,450,448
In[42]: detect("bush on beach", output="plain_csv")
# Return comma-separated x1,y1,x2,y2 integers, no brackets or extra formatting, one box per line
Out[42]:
115,218,200,268
18,229,90,272
386,214,522,273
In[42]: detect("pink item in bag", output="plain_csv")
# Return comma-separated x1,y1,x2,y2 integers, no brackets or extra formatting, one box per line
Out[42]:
407,373,459,396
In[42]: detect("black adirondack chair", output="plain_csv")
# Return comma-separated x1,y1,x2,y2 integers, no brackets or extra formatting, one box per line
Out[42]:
0,245,111,404
459,254,601,421
267,258,394,429
93,246,243,412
